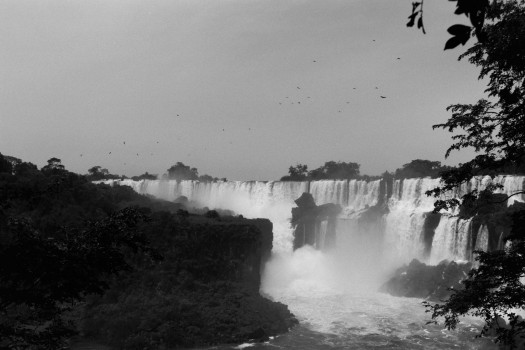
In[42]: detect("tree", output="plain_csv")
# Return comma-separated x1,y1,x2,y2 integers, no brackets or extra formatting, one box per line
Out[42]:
86,166,120,181
40,157,65,175
408,0,490,49
198,174,217,182
423,1,525,347
132,172,158,181
0,208,154,349
394,159,451,179
166,162,199,181
280,164,308,181
308,161,360,180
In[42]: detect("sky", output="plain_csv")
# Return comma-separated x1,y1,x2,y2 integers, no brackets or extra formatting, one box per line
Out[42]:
0,0,488,180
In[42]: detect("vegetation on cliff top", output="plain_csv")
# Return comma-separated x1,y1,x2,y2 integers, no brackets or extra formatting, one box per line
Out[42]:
0,153,295,349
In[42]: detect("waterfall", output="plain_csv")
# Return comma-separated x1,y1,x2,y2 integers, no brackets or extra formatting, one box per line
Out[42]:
383,178,441,262
429,217,472,263
99,175,525,264
474,225,489,252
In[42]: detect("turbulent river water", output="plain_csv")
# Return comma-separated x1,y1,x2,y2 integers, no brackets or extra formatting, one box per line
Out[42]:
200,245,497,350
102,177,525,349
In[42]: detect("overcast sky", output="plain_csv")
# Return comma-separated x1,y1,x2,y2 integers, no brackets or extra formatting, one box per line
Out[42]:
0,0,487,180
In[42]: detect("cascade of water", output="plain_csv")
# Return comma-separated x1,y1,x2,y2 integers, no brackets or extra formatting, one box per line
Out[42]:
309,180,348,207
346,179,381,213
383,178,441,262
99,176,525,264
474,225,489,252
429,217,472,264
315,220,328,250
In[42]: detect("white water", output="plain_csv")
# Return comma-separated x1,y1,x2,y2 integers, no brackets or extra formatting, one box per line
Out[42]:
100,176,525,349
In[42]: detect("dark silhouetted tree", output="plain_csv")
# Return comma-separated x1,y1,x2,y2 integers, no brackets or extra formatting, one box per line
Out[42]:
423,1,525,347
394,159,451,179
166,162,199,181
280,164,308,181
308,161,360,180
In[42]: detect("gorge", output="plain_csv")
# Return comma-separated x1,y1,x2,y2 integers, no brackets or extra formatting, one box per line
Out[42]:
99,175,525,349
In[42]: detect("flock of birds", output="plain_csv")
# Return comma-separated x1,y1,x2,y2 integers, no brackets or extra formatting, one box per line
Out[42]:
78,54,401,168
274,57,398,115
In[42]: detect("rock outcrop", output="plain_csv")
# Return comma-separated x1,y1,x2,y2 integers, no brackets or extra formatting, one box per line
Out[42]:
379,259,472,301
82,214,297,349
291,192,341,250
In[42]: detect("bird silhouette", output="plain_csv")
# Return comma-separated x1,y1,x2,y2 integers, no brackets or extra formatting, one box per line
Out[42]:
397,57,401,60
313,60,317,62
80,154,83,157
297,87,300,89
109,152,111,154
380,96,387,99
123,141,126,144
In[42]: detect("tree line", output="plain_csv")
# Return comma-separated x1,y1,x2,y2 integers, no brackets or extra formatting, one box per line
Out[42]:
86,162,226,182
278,159,520,181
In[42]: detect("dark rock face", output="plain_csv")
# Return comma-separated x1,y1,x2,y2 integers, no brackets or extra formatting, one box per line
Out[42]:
291,193,341,250
422,212,441,258
83,214,297,349
379,259,472,301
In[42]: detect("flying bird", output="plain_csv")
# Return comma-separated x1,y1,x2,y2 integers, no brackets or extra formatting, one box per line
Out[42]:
109,152,111,154
123,141,126,144
380,96,387,99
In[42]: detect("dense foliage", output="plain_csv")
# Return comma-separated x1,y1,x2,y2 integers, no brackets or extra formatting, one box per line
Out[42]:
280,161,360,181
421,1,525,347
394,159,452,179
0,154,159,349
165,162,224,182
0,153,294,349
83,215,295,349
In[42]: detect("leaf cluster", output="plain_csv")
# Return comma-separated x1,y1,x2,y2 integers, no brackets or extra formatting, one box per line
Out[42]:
280,161,360,181
424,240,525,348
